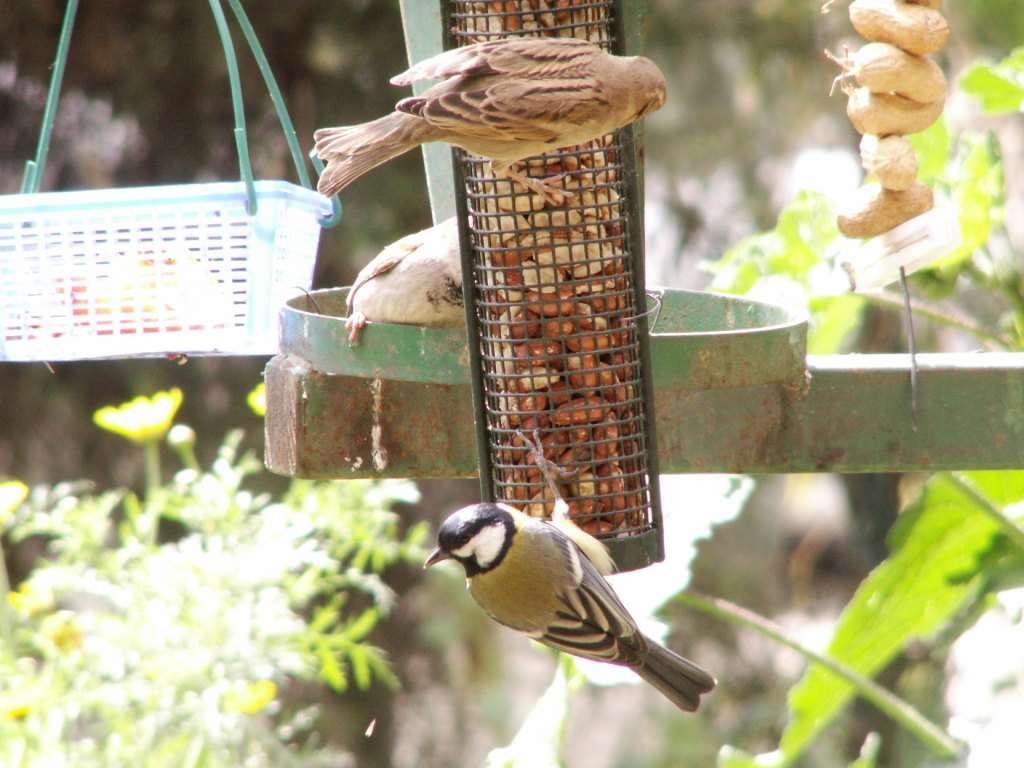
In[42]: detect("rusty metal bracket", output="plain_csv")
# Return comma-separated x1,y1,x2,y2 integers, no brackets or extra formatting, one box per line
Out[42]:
264,289,1024,478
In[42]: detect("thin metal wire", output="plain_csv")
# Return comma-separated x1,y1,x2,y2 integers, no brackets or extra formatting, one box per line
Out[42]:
450,0,658,542
899,266,919,431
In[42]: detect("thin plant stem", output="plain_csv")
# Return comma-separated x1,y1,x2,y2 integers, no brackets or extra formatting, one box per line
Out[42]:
677,591,963,760
950,473,1024,552
0,541,13,657
860,291,1014,350
144,440,161,501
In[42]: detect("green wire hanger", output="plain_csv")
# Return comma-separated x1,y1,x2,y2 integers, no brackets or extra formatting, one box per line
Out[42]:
21,0,342,228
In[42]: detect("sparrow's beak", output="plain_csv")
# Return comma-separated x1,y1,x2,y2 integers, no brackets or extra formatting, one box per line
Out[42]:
423,547,451,569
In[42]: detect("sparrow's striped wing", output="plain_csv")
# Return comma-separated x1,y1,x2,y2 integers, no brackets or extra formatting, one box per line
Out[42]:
528,535,643,664
390,37,598,87
396,77,609,143
346,236,420,314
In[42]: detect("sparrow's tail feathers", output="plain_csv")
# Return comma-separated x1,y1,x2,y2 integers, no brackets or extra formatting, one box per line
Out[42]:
313,112,430,197
633,637,715,713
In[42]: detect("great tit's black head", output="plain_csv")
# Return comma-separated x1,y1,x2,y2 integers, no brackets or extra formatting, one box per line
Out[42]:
424,503,516,577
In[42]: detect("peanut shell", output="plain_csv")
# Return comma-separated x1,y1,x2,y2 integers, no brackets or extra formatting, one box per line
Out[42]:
837,182,934,238
859,135,918,191
847,87,944,136
849,0,950,56
852,42,946,104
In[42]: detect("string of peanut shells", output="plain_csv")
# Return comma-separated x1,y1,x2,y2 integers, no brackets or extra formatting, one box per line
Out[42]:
833,0,949,237
826,0,953,428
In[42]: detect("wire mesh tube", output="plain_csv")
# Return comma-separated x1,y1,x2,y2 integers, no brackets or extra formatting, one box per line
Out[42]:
448,0,663,568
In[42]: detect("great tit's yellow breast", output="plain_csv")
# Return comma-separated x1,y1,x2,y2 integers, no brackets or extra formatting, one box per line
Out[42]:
468,521,567,634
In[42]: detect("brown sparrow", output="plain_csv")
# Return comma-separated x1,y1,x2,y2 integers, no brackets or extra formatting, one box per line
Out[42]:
345,217,463,345
314,37,666,205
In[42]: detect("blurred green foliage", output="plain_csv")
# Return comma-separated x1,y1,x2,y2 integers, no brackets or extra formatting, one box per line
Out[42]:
960,48,1024,114
708,57,1023,352
774,473,1024,765
695,47,1024,768
0,397,425,767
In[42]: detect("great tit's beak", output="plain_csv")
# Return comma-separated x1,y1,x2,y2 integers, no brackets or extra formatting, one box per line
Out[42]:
424,547,451,569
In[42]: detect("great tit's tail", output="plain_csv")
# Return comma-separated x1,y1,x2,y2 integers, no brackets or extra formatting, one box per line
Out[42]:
633,636,715,712
313,112,430,197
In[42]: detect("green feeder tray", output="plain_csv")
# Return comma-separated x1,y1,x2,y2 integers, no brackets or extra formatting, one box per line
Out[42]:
275,287,805,388
266,287,805,570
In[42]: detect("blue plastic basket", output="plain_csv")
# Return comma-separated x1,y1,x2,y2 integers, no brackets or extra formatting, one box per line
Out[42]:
4,0,341,361
0,181,332,360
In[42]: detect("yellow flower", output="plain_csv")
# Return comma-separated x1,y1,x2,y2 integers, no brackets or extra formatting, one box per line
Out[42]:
1,698,33,721
0,480,28,529
0,677,44,721
247,382,266,417
224,679,277,714
41,610,83,654
8,581,54,617
93,388,183,443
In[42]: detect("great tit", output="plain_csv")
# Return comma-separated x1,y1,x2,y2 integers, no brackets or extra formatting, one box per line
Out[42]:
425,502,715,712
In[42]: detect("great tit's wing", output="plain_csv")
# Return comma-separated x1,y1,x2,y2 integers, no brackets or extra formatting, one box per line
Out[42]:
529,533,642,663
548,501,616,576
390,37,597,87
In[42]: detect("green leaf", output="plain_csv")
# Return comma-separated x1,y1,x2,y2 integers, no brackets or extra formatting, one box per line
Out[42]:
485,656,583,768
960,48,1024,114
309,601,341,633
848,733,881,768
364,647,400,690
708,192,838,293
343,607,380,642
319,644,347,692
776,473,1004,763
808,294,865,354
717,745,784,768
940,132,1004,269
908,119,951,186
349,645,372,691
963,470,1024,507
0,481,28,528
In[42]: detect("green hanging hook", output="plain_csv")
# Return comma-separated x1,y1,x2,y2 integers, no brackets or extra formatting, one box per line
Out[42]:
21,0,79,194
207,0,257,215
308,154,344,230
226,0,342,227
23,0,338,227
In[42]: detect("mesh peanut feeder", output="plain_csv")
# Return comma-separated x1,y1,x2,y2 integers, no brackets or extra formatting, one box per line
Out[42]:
0,0,339,362
447,0,664,570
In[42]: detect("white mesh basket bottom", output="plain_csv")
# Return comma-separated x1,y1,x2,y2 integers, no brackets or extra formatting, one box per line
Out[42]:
0,181,330,360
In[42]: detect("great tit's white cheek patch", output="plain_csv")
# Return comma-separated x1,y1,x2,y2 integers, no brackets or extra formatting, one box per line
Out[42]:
456,522,507,568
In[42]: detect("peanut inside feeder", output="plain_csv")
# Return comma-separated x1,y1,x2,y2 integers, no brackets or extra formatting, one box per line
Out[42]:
450,0,662,564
